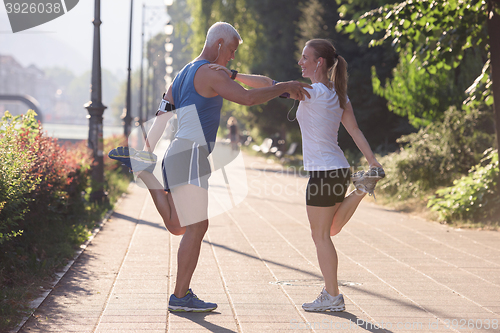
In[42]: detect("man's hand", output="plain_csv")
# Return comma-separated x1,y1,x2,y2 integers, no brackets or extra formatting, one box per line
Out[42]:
280,81,312,101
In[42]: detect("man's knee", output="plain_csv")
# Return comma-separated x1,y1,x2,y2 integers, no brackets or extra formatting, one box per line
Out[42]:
186,219,209,236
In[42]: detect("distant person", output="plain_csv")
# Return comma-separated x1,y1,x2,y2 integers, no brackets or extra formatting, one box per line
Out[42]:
108,22,311,313
209,38,385,312
227,116,240,150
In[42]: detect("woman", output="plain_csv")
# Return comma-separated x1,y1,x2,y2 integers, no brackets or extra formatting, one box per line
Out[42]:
210,39,384,312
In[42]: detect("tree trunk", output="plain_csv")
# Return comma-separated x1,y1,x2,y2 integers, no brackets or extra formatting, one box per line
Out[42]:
488,0,500,192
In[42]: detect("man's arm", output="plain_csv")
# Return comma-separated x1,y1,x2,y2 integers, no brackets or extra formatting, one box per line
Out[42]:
341,101,382,168
208,69,310,105
142,86,174,152
207,64,273,88
235,73,273,89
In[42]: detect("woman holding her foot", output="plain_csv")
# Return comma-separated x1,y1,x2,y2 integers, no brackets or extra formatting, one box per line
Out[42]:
211,39,385,312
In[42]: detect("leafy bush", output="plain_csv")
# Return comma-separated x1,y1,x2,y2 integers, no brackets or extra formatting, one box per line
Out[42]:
428,148,499,223
0,110,131,330
372,48,484,129
1,111,92,287
0,111,40,245
377,105,495,200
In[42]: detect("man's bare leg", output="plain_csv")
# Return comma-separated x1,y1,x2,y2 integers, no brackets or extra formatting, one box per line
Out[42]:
136,171,185,235
169,184,210,297
173,219,208,298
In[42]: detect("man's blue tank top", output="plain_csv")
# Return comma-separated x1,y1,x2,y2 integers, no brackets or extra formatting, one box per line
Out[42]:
172,59,223,153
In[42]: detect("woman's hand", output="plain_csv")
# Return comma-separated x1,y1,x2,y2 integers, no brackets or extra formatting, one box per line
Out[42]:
208,64,232,77
369,160,383,169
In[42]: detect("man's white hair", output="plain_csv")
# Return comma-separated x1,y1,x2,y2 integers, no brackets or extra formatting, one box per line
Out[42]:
205,22,243,47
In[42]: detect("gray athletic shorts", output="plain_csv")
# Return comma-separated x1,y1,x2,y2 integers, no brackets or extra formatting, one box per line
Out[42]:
161,138,211,192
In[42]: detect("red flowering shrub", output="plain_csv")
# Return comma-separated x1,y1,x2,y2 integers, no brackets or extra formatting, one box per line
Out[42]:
1,110,132,330
20,126,91,223
1,110,130,287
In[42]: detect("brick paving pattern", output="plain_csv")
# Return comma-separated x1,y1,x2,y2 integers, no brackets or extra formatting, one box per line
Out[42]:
18,153,500,333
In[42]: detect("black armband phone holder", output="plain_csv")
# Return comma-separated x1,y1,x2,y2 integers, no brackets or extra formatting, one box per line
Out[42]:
156,93,176,116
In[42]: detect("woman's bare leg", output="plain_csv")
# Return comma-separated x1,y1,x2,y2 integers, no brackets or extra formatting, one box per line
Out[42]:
136,171,185,235
330,189,366,236
307,204,341,297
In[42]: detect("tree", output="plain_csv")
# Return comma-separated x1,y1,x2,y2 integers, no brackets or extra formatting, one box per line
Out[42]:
169,0,194,74
187,0,304,144
186,0,410,152
371,47,484,127
337,0,500,185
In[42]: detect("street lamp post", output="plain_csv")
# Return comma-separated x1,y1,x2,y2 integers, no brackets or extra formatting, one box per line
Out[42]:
123,0,134,137
84,0,107,203
138,4,146,127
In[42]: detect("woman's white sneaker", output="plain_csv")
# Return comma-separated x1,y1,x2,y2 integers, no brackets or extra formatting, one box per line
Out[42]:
302,288,345,312
352,166,385,198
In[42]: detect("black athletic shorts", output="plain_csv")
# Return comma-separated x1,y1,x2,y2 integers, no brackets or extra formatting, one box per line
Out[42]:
306,168,351,207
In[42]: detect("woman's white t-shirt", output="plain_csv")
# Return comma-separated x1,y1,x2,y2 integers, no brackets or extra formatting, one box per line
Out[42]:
296,82,350,171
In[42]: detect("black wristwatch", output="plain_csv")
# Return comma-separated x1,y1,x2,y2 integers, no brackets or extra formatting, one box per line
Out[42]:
230,69,238,80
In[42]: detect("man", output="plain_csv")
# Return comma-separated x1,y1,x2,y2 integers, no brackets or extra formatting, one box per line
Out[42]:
110,22,310,312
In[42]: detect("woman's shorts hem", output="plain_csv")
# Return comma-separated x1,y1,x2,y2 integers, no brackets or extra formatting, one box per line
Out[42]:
306,168,351,207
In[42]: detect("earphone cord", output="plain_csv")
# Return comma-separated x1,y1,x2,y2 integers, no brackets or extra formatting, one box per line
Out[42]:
211,45,221,63
287,100,298,122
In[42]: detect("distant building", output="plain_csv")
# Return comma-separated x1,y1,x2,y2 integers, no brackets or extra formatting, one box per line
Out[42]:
0,54,63,123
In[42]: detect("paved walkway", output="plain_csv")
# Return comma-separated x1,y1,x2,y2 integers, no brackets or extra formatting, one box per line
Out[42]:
18,153,500,333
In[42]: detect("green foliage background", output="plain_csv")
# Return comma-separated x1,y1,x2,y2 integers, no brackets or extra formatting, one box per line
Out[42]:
109,0,499,224
185,0,410,150
337,0,499,223
0,111,132,330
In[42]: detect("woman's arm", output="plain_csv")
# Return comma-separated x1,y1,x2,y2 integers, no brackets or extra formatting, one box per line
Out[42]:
341,101,382,168
208,64,273,88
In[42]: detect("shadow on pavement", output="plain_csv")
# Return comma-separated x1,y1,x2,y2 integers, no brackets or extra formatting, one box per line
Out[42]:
112,212,166,231
319,311,395,333
345,285,425,312
170,311,237,333
204,240,323,280
19,249,100,331
344,284,459,324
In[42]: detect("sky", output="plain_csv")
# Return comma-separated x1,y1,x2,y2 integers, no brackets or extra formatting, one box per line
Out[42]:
0,0,171,77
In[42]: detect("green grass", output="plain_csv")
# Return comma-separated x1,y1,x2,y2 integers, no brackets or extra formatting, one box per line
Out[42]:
375,188,499,231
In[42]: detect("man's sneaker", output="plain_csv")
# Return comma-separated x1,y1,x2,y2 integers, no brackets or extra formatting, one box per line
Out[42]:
168,289,217,312
352,166,385,198
302,288,345,312
108,146,157,173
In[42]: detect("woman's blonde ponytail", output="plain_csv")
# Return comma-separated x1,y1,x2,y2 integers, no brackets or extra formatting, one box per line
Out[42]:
306,39,349,109
332,55,348,110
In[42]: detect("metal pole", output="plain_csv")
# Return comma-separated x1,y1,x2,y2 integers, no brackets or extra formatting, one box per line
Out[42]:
152,57,157,119
147,36,153,119
124,0,133,137
84,0,107,203
138,3,145,127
